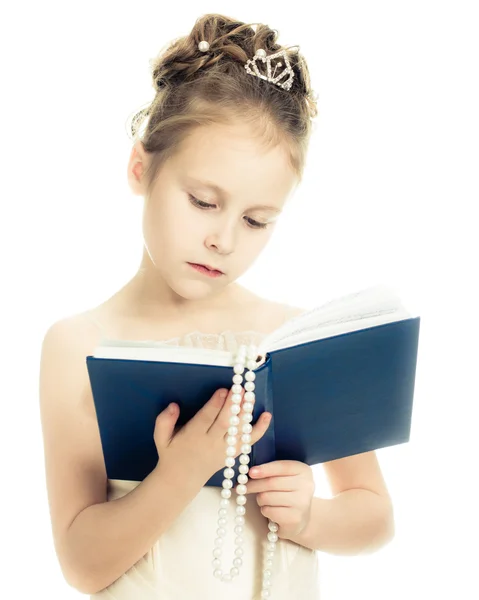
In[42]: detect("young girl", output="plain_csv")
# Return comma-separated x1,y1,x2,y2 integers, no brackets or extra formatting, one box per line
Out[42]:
39,13,393,600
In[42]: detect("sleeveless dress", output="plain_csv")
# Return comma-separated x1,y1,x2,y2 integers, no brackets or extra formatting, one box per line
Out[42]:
84,312,321,600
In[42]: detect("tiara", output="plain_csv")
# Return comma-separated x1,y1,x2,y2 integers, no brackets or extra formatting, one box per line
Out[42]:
198,41,298,92
244,48,296,91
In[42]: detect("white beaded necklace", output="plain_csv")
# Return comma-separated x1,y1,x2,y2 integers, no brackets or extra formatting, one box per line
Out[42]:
211,343,279,599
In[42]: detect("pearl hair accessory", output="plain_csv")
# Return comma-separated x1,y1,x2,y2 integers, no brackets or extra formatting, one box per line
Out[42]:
198,39,299,91
211,343,279,599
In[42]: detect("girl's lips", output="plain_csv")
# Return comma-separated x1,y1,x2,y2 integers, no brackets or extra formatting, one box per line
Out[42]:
188,263,224,277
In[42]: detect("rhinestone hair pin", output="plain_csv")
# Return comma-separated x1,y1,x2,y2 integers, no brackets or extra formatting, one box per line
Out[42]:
198,40,298,91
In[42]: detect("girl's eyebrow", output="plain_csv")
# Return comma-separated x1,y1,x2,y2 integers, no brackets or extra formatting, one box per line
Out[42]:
186,177,282,213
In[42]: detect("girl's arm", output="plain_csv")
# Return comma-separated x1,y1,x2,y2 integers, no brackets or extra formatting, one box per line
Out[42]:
39,317,205,595
64,463,204,594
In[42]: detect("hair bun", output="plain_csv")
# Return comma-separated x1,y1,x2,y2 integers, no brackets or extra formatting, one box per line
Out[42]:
128,13,318,188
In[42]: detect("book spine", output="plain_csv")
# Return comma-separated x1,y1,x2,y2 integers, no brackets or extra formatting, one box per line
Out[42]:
249,354,275,468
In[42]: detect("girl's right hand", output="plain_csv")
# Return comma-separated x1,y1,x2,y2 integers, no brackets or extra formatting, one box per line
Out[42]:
153,387,272,483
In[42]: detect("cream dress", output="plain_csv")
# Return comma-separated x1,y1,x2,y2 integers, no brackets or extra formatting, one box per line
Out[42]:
85,313,320,600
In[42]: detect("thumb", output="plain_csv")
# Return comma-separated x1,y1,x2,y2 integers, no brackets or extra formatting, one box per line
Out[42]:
154,403,179,447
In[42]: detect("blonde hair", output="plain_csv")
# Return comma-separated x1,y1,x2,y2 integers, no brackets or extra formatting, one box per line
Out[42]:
127,13,319,199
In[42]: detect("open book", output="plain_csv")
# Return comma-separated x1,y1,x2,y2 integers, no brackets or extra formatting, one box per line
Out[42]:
86,284,421,487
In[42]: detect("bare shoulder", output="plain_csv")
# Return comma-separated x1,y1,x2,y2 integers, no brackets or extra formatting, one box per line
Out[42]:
250,295,307,332
275,302,307,324
279,303,308,319
59,299,126,343
47,309,104,345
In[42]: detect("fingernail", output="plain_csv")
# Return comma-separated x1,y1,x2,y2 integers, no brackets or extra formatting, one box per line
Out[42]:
169,403,177,414
219,390,228,401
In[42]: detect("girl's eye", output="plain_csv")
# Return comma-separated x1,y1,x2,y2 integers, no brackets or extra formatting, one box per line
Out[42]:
244,217,268,229
188,195,269,230
189,195,215,209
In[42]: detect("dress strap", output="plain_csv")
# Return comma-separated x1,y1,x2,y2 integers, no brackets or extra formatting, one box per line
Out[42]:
83,311,109,342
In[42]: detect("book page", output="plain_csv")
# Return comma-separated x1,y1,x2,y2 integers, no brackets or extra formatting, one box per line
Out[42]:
258,284,413,354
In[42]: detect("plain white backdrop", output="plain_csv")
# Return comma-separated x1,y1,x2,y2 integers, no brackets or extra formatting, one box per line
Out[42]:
1,1,477,598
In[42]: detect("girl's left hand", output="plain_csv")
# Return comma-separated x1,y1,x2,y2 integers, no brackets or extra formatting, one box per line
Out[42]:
234,460,315,540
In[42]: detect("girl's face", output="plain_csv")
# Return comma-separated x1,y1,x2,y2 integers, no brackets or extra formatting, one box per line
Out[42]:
127,121,298,304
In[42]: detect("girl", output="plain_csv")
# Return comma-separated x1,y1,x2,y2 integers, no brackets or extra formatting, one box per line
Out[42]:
39,12,393,600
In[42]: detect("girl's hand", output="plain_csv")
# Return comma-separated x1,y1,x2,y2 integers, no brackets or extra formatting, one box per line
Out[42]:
235,460,315,540
154,388,273,483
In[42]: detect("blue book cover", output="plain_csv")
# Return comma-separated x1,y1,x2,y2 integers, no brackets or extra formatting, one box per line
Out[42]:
86,286,421,487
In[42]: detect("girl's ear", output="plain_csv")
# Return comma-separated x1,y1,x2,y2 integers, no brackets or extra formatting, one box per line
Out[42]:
127,141,149,197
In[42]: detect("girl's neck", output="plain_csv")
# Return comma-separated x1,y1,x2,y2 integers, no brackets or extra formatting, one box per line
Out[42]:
125,278,256,318
93,278,265,341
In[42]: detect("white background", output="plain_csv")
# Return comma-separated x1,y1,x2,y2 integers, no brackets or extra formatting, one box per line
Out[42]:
2,1,477,598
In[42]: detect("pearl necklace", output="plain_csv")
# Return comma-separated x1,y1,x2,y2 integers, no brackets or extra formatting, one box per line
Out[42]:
211,343,279,599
